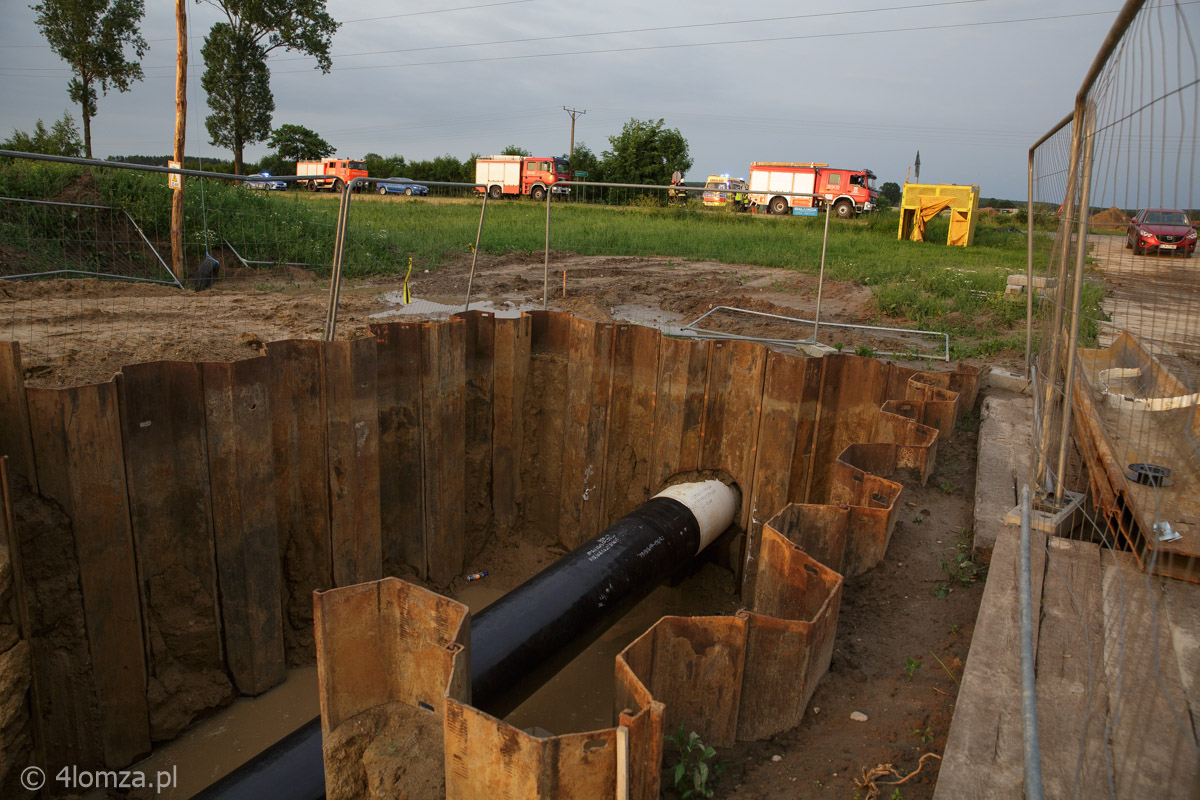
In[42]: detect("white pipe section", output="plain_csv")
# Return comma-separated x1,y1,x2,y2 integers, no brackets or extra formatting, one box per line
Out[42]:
653,479,739,553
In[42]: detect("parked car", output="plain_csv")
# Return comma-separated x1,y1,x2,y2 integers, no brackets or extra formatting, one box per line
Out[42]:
245,171,287,191
1126,208,1196,256
377,177,429,197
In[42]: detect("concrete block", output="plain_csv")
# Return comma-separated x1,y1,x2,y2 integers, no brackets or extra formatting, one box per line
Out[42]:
987,368,1031,394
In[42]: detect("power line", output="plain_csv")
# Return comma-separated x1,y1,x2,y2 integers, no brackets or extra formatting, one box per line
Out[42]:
268,0,992,63
262,7,1127,75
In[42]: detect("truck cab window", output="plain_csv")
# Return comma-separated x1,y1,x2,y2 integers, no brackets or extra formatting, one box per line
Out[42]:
827,174,842,186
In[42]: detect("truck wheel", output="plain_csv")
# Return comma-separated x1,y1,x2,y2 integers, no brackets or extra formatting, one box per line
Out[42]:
769,196,789,215
531,185,547,202
488,185,502,200
333,178,345,193
834,200,855,219
307,181,318,192
378,186,388,195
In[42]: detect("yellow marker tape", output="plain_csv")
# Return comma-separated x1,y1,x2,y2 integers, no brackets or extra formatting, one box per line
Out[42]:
403,256,413,304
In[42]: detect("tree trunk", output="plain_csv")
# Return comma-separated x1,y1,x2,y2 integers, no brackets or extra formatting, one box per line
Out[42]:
82,108,92,160
171,0,188,283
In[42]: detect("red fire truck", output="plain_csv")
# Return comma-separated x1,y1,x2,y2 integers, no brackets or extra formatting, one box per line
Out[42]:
748,162,878,217
475,155,571,200
297,157,369,192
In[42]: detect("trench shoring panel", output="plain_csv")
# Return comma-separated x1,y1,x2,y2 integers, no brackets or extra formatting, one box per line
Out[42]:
0,309,980,782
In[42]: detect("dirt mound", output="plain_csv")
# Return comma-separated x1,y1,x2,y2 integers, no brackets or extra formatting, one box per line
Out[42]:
1093,206,1130,226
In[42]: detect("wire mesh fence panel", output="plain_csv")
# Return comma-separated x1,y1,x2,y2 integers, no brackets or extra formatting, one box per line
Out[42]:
1024,1,1200,797
0,157,344,382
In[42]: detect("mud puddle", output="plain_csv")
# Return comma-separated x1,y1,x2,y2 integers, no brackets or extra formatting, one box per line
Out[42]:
116,667,320,799
455,562,739,736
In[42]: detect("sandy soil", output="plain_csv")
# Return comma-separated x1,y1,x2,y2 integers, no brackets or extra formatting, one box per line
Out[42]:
2,251,912,388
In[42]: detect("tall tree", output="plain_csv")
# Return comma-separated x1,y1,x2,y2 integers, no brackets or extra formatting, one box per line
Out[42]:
31,0,148,158
268,123,334,162
201,25,272,175
199,0,338,174
601,118,691,186
500,144,530,157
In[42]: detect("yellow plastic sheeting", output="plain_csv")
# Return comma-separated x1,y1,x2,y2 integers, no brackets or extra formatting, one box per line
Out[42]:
906,196,955,242
898,182,980,246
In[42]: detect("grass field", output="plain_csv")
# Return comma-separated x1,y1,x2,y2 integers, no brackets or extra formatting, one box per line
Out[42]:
1,162,1104,358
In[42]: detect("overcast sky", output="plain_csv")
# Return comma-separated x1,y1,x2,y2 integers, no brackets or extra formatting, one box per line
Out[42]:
0,0,1133,198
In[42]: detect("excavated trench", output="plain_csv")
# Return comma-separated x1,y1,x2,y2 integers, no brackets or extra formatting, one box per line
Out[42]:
0,310,981,799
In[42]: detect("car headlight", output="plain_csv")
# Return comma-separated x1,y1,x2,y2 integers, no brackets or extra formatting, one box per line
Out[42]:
1188,229,1197,239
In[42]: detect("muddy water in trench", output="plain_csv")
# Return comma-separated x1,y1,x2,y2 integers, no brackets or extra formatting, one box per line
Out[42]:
455,561,740,736
119,667,320,800
112,564,735,797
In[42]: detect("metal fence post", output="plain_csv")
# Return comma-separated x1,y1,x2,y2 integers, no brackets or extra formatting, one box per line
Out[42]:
543,186,552,309
812,195,832,343
1019,484,1045,800
1054,104,1097,501
464,191,489,312
323,179,355,341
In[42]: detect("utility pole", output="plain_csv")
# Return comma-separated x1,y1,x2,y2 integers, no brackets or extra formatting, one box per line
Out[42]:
171,0,187,281
563,106,586,162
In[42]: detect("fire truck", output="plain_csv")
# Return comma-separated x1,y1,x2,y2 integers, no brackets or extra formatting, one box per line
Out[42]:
748,162,878,218
475,155,571,200
297,157,369,192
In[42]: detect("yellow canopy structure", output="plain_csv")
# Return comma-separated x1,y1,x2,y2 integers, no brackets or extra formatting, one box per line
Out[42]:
898,183,980,246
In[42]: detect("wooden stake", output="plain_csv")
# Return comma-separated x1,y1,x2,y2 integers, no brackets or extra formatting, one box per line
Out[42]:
171,0,187,282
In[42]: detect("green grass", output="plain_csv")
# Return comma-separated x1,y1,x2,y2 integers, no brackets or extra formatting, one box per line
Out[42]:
1,161,1104,358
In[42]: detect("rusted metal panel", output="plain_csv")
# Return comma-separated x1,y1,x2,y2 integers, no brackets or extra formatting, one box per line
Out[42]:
116,361,230,738
0,342,36,490
492,315,531,530
444,700,618,800
26,382,151,767
266,339,332,662
808,354,888,502
455,311,496,560
526,311,572,542
371,323,426,577
881,398,956,440
0,456,43,763
649,337,711,490
741,351,807,601
737,525,843,740
761,503,852,581
421,320,466,586
643,616,747,749
786,356,826,505
559,317,614,549
617,702,663,800
315,578,468,733
202,358,286,697
603,324,662,525
324,339,383,587
701,340,767,533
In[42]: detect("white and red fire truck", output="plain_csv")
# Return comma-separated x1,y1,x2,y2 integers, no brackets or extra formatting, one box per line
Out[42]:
748,162,878,218
475,155,571,200
297,157,369,192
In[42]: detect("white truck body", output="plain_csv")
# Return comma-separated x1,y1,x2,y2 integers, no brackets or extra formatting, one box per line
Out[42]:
748,165,817,209
475,155,523,194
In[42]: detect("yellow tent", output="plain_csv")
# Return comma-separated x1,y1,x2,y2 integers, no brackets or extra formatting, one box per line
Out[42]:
898,183,980,247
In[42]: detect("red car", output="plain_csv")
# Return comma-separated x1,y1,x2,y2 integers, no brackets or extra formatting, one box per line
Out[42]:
1126,208,1197,256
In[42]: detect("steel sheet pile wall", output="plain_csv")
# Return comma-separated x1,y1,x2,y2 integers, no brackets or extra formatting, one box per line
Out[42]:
0,311,980,784
314,579,468,800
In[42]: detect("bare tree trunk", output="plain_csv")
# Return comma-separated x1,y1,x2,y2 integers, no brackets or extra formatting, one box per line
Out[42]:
82,109,92,159
171,0,187,283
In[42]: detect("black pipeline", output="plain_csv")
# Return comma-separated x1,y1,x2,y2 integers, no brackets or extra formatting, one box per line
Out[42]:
191,479,737,799
471,479,738,714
